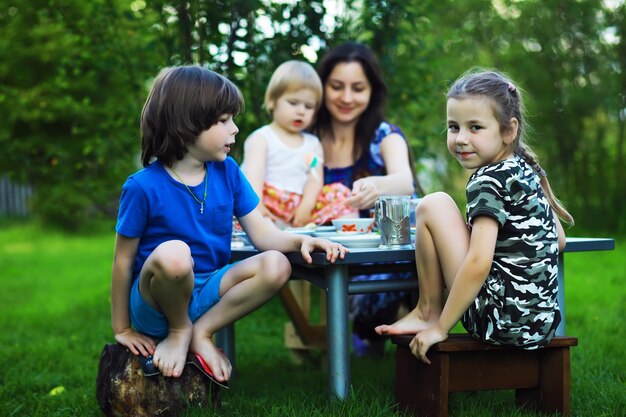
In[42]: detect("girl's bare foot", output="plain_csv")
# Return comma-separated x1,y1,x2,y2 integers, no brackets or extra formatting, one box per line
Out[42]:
190,333,232,383
153,325,193,378
374,306,440,335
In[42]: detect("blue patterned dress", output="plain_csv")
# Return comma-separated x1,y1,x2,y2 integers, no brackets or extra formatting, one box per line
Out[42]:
324,121,416,349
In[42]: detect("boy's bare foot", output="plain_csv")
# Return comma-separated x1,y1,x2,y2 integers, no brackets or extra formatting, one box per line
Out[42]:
190,333,232,383
153,325,193,378
374,307,440,336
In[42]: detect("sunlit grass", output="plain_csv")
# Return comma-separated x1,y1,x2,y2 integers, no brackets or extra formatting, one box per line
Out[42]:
0,220,622,416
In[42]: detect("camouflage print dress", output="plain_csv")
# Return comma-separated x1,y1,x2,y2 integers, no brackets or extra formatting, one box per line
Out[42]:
461,155,561,349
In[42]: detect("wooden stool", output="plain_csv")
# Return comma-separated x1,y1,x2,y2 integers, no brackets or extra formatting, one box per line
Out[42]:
392,334,578,417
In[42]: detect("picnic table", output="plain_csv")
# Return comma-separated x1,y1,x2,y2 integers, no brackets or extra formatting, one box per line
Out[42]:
222,236,614,401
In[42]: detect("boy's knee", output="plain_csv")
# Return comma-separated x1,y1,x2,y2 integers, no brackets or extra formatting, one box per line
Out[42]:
261,251,291,287
151,240,194,279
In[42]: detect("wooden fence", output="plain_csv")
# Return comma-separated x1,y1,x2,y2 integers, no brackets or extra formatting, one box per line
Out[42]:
0,176,32,217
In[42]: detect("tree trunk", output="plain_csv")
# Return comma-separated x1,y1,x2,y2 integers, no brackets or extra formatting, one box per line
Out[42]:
177,0,193,63
96,344,221,417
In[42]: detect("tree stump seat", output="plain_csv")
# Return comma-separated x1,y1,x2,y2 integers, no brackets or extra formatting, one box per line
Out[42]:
392,334,578,417
96,343,222,417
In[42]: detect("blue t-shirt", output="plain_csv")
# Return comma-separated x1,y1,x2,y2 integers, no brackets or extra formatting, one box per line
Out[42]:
116,157,259,280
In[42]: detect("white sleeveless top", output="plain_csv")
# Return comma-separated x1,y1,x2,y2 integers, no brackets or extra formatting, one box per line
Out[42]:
242,125,323,194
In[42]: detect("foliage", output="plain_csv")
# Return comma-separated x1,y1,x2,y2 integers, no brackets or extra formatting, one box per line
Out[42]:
452,0,625,232
0,0,163,229
0,1,623,232
354,0,483,197
147,0,329,161
361,0,625,232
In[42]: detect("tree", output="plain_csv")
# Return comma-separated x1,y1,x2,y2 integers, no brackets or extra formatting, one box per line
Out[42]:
468,0,625,231
350,0,625,232
2,0,622,232
147,0,329,161
339,0,494,196
0,0,163,228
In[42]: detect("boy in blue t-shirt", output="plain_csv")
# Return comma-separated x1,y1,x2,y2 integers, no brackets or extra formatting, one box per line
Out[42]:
112,65,347,383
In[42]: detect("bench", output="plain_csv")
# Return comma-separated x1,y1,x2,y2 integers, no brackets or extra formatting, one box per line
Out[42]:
392,334,578,417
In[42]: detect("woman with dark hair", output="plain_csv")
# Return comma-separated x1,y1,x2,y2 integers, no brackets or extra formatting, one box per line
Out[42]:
312,41,421,356
314,41,419,213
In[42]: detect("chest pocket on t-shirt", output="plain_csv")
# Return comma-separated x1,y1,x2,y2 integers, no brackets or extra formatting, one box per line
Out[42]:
208,204,233,236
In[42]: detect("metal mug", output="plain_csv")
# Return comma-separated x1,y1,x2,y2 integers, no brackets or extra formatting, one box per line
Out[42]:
374,195,412,249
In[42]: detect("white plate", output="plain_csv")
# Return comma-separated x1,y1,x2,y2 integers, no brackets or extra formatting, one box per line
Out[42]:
284,227,315,235
329,233,381,248
312,231,343,238
285,225,336,235
315,230,369,236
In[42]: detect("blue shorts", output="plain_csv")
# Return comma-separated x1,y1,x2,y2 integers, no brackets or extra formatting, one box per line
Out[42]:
129,263,235,339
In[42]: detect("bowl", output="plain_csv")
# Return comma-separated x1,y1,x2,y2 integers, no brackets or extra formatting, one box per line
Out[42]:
331,218,375,234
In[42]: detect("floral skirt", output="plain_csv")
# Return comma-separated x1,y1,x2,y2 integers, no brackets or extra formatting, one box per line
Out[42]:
263,182,356,225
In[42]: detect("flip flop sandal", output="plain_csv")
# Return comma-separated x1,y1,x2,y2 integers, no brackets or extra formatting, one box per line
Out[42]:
186,353,230,389
137,351,230,389
138,355,160,377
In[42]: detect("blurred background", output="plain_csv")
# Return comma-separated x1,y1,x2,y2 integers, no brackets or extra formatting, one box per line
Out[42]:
1,0,624,233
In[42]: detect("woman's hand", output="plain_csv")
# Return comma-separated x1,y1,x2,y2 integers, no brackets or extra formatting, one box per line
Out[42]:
345,178,379,210
300,237,349,264
409,326,448,365
115,328,157,357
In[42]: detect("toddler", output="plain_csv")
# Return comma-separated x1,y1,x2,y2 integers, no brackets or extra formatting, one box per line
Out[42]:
242,60,354,227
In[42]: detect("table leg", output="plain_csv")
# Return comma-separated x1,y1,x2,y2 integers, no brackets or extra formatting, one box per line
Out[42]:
326,265,350,400
556,253,565,336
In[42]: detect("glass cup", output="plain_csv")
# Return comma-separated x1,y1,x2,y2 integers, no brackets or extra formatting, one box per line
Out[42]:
374,195,412,249
409,197,422,227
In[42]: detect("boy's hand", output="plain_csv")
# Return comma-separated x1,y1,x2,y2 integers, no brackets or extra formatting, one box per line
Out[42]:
115,328,157,357
409,326,447,365
300,237,348,264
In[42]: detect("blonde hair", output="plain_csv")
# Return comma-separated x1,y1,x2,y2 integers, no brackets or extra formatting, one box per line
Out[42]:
264,60,323,113
448,68,574,226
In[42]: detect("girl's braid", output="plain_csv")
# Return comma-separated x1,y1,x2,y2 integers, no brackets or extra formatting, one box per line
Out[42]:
516,146,547,177
517,145,574,225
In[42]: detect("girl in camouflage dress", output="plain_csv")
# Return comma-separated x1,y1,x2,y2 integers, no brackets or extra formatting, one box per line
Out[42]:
375,69,574,363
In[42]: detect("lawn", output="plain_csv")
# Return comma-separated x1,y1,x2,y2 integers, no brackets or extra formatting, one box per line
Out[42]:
0,220,623,417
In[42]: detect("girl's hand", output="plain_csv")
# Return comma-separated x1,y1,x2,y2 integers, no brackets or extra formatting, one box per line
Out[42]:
258,203,279,223
291,206,312,227
345,178,379,210
115,328,157,357
409,326,448,365
300,237,348,264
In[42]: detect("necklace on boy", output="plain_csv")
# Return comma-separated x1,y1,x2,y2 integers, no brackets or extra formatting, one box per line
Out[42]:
170,165,208,214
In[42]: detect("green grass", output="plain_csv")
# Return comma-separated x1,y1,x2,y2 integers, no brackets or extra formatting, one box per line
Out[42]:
0,220,623,416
